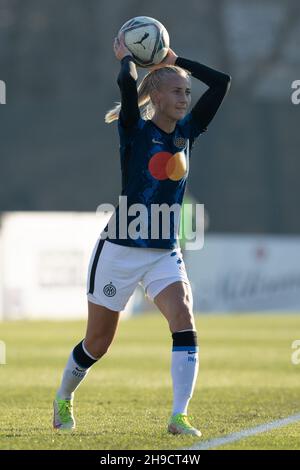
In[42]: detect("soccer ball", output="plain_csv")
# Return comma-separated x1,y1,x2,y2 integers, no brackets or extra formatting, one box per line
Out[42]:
118,16,169,67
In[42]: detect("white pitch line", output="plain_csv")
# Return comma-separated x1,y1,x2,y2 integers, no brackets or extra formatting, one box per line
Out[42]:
186,412,300,450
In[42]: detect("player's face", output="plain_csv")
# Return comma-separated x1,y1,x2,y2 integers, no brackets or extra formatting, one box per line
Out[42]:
153,74,191,121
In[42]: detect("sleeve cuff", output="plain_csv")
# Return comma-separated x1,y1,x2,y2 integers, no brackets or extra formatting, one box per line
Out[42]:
121,55,134,64
175,57,189,68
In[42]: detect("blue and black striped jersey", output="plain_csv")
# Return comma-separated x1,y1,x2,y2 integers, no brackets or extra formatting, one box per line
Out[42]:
102,56,231,249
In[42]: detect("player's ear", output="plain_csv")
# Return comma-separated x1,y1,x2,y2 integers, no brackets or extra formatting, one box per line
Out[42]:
150,89,161,106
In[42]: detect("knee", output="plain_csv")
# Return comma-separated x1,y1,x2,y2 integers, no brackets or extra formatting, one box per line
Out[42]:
170,301,195,333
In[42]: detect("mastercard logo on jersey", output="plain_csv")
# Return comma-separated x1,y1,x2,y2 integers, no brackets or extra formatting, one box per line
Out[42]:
148,151,187,181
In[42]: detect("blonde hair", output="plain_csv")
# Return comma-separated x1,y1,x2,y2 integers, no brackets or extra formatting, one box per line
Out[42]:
105,65,190,124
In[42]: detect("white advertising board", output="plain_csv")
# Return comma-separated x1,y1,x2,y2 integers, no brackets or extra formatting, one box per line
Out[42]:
186,234,300,312
0,212,140,320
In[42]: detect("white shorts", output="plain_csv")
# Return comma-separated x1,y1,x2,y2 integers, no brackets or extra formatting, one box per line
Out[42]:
86,239,190,311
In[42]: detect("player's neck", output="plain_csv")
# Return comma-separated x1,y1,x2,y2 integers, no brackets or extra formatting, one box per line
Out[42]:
151,114,176,134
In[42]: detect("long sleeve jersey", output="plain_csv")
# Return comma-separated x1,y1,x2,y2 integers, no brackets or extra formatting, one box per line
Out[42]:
102,56,231,249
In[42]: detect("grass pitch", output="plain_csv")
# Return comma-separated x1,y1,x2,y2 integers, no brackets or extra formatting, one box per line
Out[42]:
0,313,300,450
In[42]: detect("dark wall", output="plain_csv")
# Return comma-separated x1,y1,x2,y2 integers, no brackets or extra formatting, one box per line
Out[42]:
0,0,299,233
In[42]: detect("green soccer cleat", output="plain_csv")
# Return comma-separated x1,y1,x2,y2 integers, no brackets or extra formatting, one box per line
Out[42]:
168,413,202,437
53,395,75,431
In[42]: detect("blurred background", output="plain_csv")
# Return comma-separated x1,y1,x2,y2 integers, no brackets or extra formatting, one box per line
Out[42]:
0,0,300,319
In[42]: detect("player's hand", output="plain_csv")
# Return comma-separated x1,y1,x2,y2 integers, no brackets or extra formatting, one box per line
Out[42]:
150,48,178,70
113,32,132,61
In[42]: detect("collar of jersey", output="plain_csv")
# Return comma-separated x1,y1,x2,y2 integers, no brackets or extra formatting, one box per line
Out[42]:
149,120,176,136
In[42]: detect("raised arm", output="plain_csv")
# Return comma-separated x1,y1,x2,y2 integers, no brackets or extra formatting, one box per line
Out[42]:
175,57,231,132
114,36,140,129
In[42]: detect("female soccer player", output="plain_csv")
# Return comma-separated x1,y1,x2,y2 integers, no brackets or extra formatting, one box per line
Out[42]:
53,33,231,436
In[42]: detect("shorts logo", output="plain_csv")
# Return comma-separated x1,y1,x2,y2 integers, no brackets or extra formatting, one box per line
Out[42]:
174,136,187,148
103,282,117,297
